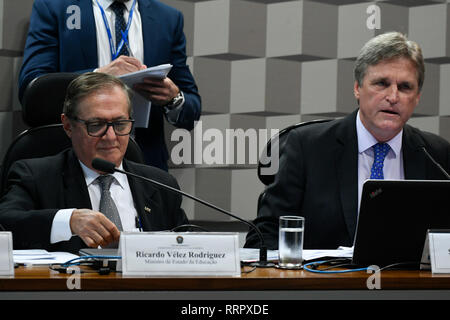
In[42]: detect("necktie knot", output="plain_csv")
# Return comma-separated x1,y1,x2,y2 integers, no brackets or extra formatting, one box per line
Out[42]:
370,143,390,180
110,1,126,15
110,1,129,57
97,174,115,191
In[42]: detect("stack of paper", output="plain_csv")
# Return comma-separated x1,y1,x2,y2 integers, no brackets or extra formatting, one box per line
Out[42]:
239,247,353,263
118,63,173,128
13,250,79,265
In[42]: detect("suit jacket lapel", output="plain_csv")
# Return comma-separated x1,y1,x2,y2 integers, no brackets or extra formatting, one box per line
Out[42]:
79,0,99,67
138,0,157,66
62,149,92,210
335,110,359,241
402,125,427,180
123,160,163,231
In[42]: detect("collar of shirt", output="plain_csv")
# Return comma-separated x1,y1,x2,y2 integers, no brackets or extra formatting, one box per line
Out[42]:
96,0,135,12
79,160,127,189
356,110,403,158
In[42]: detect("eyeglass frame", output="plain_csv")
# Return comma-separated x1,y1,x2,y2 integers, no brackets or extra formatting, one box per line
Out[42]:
69,117,135,137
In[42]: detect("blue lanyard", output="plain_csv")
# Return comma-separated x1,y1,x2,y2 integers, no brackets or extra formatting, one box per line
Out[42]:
96,0,137,60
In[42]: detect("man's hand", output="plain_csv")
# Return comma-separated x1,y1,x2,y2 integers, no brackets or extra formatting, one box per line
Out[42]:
133,77,180,106
96,55,146,76
70,209,121,248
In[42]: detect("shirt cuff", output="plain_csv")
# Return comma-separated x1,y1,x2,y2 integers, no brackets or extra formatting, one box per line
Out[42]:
50,209,75,244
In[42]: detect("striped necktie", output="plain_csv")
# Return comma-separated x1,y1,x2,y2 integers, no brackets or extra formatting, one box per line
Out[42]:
110,1,130,57
97,174,123,231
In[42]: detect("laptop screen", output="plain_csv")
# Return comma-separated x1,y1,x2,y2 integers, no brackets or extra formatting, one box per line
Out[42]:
352,179,450,267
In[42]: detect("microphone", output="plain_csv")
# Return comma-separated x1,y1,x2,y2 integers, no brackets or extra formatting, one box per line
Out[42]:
420,146,450,180
92,158,274,268
412,133,450,180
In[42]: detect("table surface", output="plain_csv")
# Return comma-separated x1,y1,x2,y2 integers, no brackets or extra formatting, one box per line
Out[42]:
2,265,450,291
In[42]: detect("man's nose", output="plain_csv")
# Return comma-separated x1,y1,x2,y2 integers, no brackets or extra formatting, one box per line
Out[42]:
102,125,117,139
385,85,399,104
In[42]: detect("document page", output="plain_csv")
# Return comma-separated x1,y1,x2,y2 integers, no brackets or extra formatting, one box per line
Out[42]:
13,250,79,265
119,64,173,128
119,63,173,86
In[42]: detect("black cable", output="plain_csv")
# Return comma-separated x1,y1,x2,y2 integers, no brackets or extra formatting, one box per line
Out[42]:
377,261,420,272
241,265,257,274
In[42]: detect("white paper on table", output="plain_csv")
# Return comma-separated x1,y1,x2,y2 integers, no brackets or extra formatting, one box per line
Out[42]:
303,247,353,262
239,248,279,263
13,250,79,265
239,247,353,263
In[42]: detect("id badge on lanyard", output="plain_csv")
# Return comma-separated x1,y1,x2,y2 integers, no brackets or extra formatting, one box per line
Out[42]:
96,0,137,60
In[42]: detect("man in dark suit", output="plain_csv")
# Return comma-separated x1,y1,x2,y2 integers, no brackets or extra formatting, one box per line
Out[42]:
18,0,201,171
0,72,188,252
245,32,450,250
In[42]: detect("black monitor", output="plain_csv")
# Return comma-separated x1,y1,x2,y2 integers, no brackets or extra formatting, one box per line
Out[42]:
352,180,450,268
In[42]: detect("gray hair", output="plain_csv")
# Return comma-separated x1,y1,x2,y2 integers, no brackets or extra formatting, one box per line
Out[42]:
63,72,133,119
354,32,425,91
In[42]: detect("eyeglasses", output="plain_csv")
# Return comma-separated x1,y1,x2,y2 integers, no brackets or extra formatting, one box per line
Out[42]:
71,117,135,137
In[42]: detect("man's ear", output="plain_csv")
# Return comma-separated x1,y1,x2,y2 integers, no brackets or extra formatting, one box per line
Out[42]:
415,91,421,108
61,114,72,138
353,81,360,100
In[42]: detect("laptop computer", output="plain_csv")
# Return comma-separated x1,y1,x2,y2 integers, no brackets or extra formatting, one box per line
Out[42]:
352,179,450,268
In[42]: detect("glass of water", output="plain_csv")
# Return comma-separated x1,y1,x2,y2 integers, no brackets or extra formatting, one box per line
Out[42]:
278,216,304,269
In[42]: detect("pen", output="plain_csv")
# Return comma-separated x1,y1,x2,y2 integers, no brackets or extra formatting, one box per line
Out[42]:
135,216,143,232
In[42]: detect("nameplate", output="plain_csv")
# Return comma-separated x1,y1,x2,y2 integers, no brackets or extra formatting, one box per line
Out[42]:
425,230,450,274
0,232,14,277
118,232,241,277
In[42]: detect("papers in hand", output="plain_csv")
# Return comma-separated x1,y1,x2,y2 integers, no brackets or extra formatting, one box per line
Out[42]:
118,63,173,128
119,63,173,87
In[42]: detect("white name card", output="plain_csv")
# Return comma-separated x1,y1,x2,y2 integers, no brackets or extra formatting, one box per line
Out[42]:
428,230,450,274
118,232,241,277
0,232,14,277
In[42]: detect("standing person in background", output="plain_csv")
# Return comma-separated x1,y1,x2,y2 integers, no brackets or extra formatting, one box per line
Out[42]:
18,0,201,171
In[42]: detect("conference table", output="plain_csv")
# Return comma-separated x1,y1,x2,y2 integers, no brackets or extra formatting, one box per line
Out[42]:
1,264,450,301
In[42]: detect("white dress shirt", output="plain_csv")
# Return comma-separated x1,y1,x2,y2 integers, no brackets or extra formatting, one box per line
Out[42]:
92,0,184,124
356,110,405,213
93,0,144,66
50,161,139,244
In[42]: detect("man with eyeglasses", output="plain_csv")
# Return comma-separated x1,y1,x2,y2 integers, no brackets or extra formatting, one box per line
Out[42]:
0,72,188,252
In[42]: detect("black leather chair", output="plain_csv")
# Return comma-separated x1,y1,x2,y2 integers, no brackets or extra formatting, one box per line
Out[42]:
257,119,332,186
256,119,332,214
0,124,144,196
21,73,79,127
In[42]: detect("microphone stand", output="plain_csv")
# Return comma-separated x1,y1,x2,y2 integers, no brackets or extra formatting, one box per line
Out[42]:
113,167,274,268
420,147,450,180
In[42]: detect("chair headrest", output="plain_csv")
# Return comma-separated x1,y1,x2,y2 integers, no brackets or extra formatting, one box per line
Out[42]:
257,119,332,185
21,73,79,127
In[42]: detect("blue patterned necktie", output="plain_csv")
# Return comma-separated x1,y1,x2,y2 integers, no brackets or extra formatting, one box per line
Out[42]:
370,143,390,179
97,175,123,231
110,1,129,57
